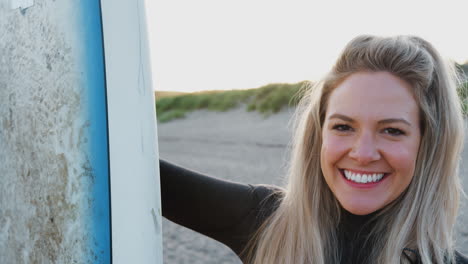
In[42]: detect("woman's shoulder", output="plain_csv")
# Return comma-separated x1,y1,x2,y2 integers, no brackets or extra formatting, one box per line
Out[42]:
249,184,285,208
247,184,285,222
455,250,468,264
249,183,285,199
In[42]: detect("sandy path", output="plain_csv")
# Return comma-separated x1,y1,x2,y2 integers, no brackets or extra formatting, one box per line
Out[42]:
157,107,468,263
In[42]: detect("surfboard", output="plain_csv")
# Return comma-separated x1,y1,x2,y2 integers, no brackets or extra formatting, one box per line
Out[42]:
0,0,162,263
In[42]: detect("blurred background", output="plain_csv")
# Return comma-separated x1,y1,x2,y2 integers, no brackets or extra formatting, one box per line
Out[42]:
144,0,468,263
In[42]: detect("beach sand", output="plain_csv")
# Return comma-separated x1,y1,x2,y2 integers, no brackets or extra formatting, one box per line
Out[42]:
158,107,468,263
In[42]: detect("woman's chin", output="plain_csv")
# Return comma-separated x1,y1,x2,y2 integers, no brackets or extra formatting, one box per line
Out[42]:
340,201,382,216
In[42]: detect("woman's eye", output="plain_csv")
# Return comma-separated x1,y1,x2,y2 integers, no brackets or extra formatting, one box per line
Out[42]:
383,128,405,136
332,124,352,132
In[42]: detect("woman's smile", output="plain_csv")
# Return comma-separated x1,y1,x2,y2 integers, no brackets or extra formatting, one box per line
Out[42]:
321,71,421,215
340,168,389,185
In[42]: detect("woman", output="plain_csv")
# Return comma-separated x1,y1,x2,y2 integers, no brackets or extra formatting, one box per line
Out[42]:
161,35,468,263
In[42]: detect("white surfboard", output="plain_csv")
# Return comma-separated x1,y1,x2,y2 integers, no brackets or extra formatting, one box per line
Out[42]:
0,0,162,263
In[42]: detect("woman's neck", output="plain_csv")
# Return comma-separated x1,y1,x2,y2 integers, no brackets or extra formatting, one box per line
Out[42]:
338,207,382,264
340,207,380,227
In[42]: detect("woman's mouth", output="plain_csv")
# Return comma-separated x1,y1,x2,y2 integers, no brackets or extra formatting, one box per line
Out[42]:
339,169,390,184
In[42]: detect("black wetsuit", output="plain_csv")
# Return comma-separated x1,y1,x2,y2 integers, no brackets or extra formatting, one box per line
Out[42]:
160,160,468,264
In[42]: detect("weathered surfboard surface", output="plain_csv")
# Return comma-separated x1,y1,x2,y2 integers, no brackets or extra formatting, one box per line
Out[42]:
0,0,162,263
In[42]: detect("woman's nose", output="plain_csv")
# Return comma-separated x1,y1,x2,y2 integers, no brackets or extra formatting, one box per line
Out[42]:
349,132,381,164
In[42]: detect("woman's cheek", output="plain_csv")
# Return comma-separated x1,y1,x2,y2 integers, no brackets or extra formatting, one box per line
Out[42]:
321,135,351,164
381,141,418,171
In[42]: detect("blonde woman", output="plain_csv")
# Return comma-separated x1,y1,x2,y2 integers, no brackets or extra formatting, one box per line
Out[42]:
160,35,468,264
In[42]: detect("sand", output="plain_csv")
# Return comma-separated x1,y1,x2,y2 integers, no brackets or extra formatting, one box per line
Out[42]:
158,107,468,263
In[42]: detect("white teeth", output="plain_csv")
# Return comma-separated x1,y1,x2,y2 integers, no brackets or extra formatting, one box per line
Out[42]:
343,170,386,184
362,175,368,183
345,170,351,179
356,174,362,183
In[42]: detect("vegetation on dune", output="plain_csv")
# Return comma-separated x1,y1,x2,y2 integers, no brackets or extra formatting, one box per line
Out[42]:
155,81,309,122
155,91,188,99
456,62,468,115
245,82,305,114
459,81,468,115
156,62,468,123
456,62,468,77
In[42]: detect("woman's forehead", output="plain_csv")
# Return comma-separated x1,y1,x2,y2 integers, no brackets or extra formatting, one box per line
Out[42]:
326,72,419,123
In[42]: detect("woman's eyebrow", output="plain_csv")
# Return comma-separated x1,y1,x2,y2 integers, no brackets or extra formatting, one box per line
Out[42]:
378,118,411,126
328,114,411,126
328,114,354,122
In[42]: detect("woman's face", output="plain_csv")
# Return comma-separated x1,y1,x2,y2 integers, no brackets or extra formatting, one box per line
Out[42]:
321,71,421,215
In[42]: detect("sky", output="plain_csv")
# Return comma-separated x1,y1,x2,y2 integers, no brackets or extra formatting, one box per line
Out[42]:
145,0,468,93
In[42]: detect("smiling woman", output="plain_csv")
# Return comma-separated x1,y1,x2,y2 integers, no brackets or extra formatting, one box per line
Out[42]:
160,35,468,264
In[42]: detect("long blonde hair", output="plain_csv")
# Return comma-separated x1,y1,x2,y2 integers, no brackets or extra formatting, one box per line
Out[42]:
245,35,465,264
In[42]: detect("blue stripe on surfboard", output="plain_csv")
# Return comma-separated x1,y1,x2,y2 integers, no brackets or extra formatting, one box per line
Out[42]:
81,0,112,263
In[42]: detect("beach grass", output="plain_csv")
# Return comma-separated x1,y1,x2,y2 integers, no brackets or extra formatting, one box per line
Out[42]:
155,91,188,99
459,81,468,115
155,81,309,122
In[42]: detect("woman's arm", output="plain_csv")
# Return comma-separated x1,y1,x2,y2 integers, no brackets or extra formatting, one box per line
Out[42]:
160,159,281,255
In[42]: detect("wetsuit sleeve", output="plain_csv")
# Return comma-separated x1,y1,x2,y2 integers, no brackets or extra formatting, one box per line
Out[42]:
456,251,468,264
159,159,282,255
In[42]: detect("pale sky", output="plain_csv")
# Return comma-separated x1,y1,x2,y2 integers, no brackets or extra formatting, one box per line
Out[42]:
145,0,468,93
